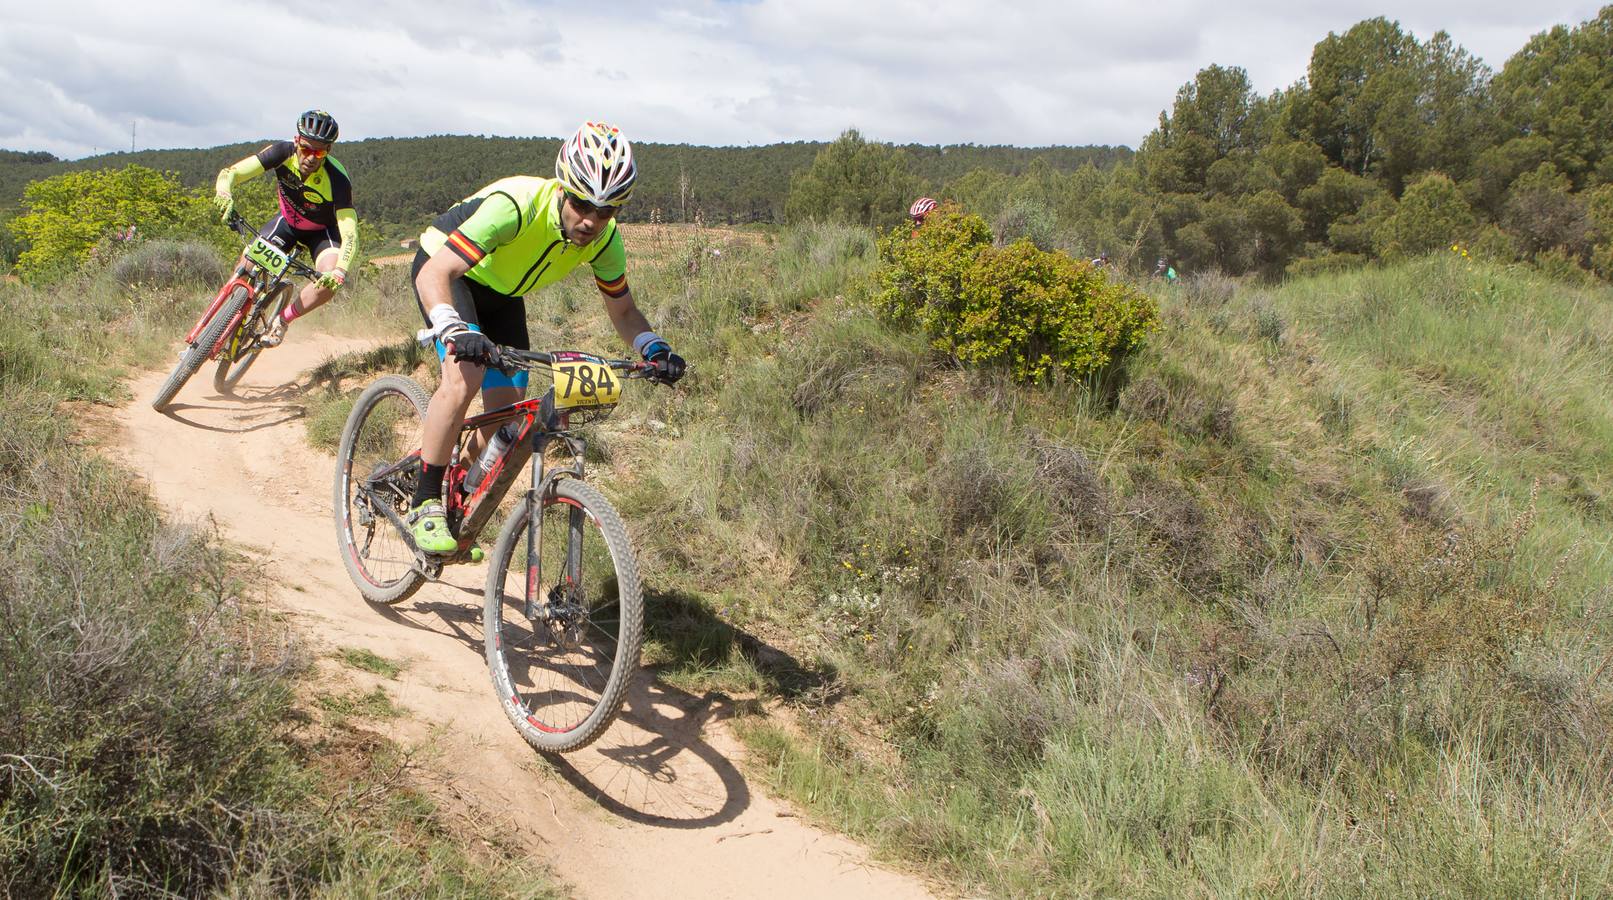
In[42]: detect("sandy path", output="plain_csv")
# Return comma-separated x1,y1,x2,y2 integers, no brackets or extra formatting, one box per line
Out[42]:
117,334,935,900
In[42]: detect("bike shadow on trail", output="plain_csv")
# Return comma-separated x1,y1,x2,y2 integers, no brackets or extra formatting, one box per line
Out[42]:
160,380,311,432
542,587,844,829
368,582,841,830
159,397,307,433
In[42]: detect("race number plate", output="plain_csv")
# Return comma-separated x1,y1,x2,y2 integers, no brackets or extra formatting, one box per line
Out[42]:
245,237,291,276
550,351,622,410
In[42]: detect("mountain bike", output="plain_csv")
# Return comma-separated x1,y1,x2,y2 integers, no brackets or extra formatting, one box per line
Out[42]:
332,346,661,752
150,213,321,410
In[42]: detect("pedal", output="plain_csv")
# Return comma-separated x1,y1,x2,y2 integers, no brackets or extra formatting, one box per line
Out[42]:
468,546,485,563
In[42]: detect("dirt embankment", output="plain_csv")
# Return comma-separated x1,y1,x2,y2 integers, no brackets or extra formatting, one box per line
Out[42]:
115,334,933,900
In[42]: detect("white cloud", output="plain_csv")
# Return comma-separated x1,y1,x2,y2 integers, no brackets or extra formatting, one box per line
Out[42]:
0,0,1602,159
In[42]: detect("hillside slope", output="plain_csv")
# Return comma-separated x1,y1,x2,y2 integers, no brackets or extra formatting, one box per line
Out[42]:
599,232,1613,895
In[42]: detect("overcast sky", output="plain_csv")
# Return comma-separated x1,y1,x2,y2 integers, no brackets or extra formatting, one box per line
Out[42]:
0,1,1603,159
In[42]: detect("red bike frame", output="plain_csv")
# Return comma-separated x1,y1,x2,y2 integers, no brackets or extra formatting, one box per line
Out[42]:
183,275,254,355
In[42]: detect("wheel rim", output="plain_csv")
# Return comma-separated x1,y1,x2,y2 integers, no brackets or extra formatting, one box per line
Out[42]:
340,388,424,589
494,498,625,736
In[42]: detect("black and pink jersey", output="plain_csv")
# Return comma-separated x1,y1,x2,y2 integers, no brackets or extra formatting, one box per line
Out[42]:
253,141,354,230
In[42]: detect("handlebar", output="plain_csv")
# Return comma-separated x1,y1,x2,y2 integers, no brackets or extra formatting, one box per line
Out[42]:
412,331,673,384
225,212,323,281
493,347,655,379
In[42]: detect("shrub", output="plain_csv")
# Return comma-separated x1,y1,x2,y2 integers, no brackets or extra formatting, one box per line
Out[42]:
876,206,1158,383
8,165,214,283
993,197,1060,251
109,239,226,288
1373,172,1476,259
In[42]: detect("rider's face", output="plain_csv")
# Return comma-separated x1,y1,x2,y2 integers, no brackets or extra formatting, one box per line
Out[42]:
560,193,618,244
294,137,330,176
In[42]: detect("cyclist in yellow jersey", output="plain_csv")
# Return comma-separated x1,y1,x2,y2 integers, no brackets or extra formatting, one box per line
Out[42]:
212,110,359,347
407,122,685,553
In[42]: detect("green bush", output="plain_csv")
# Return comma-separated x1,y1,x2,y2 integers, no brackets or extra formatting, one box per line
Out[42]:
1373,172,1477,258
108,239,226,288
875,206,1158,383
993,197,1060,250
8,165,215,283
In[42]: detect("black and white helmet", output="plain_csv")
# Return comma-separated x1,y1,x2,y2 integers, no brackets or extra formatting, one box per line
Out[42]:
555,122,636,207
297,109,339,143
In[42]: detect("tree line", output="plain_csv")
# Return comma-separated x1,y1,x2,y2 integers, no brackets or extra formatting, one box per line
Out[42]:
0,137,1127,247
6,7,1611,281
785,8,1613,281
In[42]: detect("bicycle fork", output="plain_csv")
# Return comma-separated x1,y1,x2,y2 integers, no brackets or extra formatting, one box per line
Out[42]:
524,436,588,645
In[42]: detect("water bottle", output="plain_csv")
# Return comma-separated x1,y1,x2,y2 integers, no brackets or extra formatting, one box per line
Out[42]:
462,422,522,493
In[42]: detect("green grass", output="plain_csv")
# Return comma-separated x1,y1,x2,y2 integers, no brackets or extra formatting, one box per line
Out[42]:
318,686,406,722
339,647,405,678
0,260,559,896
561,231,1613,896
70,219,1608,895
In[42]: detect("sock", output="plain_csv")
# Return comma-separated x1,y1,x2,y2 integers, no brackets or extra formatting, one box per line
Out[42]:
412,463,447,508
280,299,303,324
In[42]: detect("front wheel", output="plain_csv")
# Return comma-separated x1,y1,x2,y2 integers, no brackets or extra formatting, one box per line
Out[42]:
151,285,248,410
485,479,643,753
214,285,291,393
333,374,432,604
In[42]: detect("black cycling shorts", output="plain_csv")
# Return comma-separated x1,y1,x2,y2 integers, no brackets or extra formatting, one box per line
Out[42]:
258,214,340,259
411,249,530,389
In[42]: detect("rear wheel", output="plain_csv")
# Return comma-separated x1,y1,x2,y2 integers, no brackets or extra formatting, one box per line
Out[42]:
214,285,291,393
485,479,643,753
333,375,432,604
151,285,248,411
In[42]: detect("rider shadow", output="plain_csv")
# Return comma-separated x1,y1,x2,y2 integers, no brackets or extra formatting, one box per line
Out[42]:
216,380,309,404
369,580,839,830
159,398,306,433
161,373,312,432
540,587,842,828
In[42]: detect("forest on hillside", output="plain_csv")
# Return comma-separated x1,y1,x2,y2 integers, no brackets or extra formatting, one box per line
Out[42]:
0,140,1129,232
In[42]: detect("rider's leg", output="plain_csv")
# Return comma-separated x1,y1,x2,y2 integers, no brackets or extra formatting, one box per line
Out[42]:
264,246,339,346
457,289,531,460
408,354,484,554
461,384,525,463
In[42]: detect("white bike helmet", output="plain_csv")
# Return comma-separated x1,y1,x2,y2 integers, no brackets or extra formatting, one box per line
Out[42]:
555,122,637,207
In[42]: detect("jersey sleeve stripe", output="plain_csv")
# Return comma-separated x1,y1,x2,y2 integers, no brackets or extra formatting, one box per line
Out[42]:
595,274,629,298
446,230,487,265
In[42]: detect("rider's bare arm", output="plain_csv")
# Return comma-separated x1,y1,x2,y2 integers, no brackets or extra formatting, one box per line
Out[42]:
417,250,475,314
599,285,654,350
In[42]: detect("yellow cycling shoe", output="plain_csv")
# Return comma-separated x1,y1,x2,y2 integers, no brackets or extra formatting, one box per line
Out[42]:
407,500,458,555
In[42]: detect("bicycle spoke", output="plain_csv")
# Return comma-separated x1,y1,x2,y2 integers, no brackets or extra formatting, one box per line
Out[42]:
334,377,431,604
487,483,642,750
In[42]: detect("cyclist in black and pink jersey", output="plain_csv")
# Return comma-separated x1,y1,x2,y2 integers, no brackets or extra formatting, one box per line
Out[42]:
213,109,358,347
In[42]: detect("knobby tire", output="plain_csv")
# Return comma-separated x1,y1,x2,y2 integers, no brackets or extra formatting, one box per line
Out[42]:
333,374,433,604
484,479,643,753
213,285,291,393
151,285,248,410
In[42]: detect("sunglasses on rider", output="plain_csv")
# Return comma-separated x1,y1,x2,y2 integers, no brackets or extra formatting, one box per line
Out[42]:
564,193,617,217
295,138,330,158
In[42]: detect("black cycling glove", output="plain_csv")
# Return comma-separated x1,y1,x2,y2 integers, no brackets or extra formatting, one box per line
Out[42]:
443,326,500,368
644,343,686,385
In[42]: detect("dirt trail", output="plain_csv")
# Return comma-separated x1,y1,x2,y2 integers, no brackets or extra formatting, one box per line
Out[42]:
117,334,934,900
